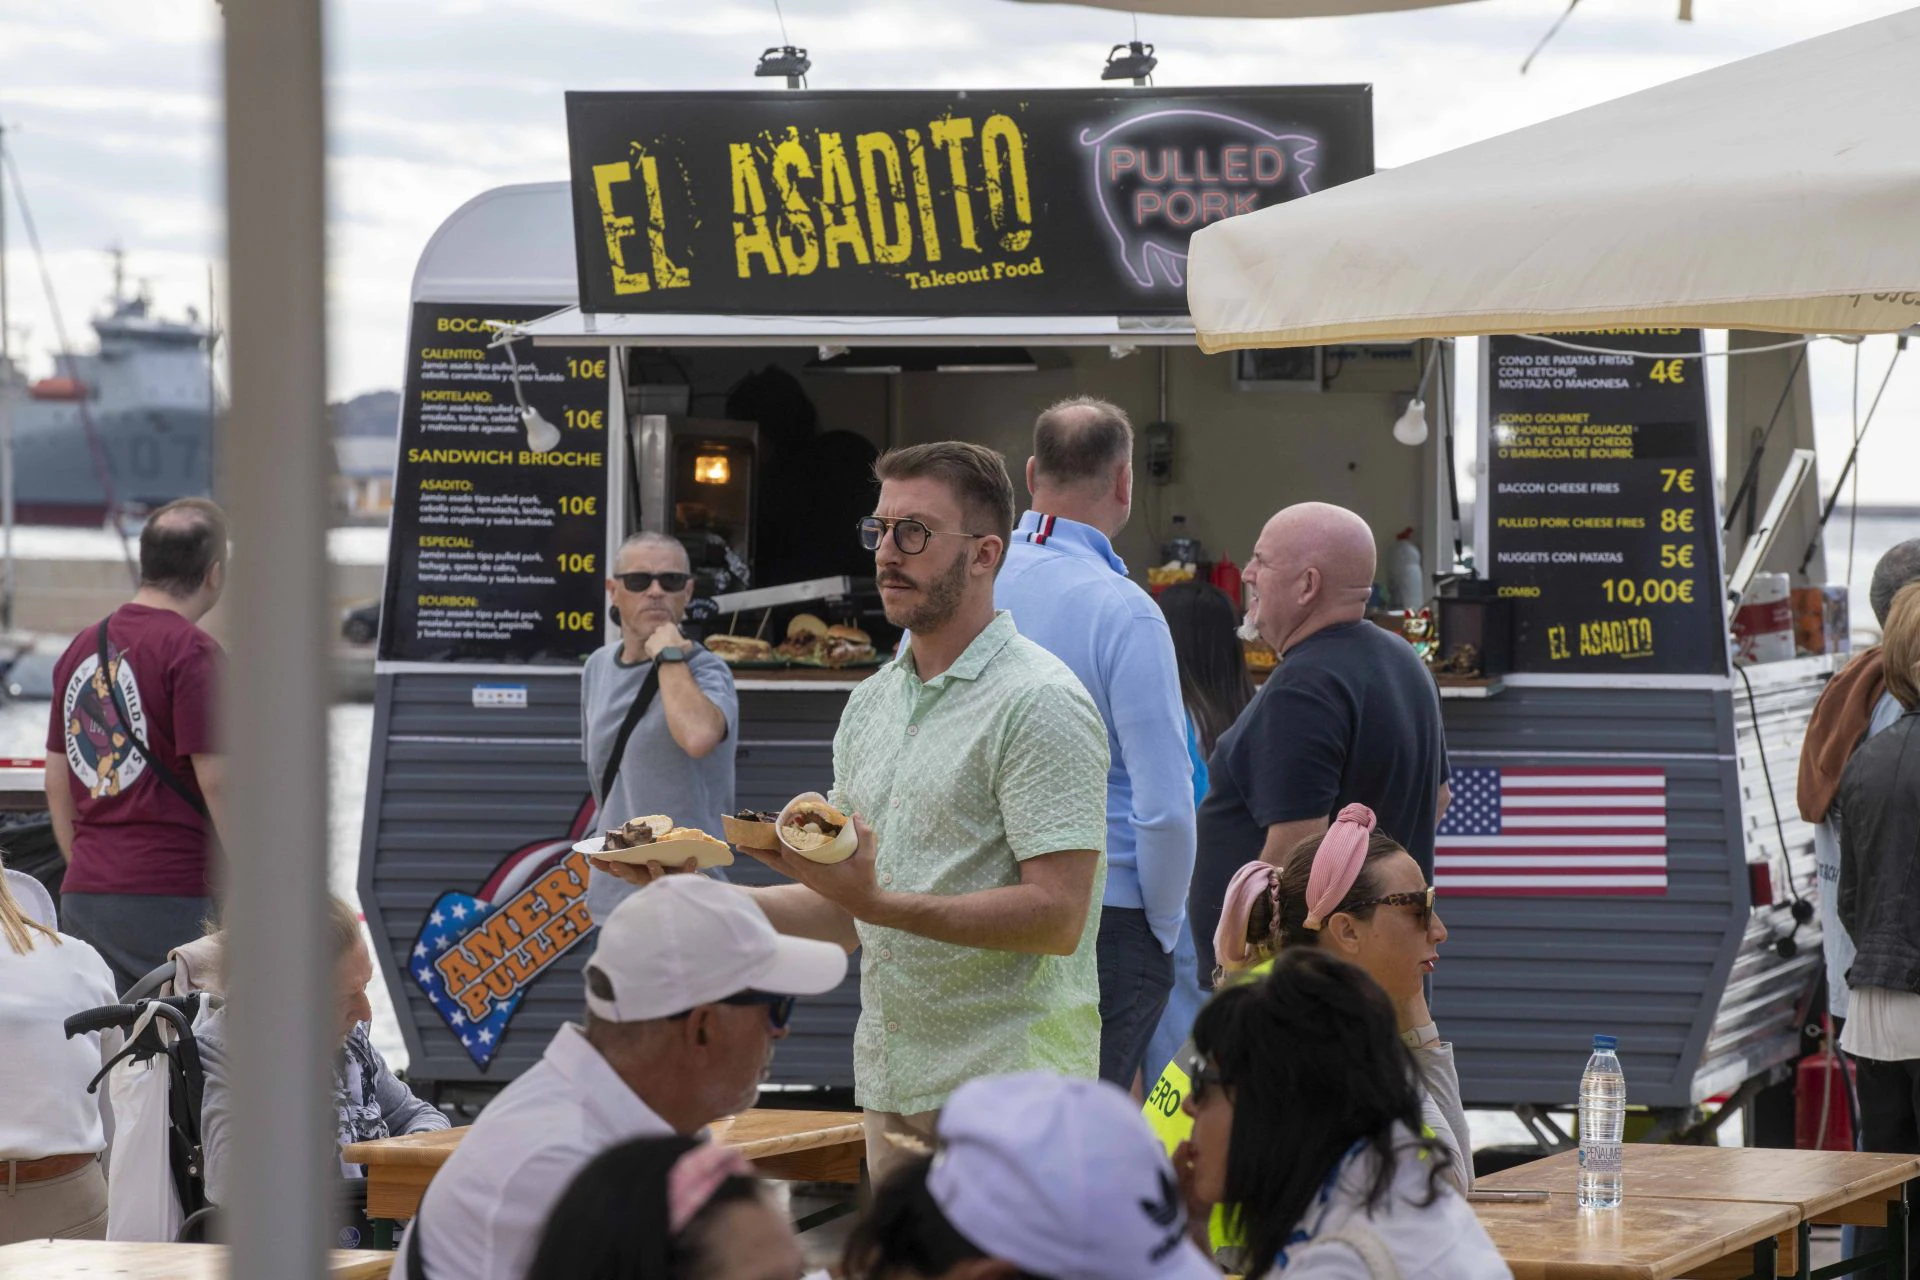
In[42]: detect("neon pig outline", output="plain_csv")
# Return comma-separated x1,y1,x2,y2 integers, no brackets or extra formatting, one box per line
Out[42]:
1079,109,1319,290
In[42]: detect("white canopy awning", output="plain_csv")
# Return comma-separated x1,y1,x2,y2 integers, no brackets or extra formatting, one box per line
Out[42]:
1186,6,1920,351
1007,0,1480,16
518,306,1195,347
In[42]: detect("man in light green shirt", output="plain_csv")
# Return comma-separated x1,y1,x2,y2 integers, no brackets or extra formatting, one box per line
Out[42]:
744,442,1110,1180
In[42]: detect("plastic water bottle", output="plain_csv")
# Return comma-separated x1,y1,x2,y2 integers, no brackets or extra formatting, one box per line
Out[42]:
1392,527,1425,611
1578,1035,1626,1209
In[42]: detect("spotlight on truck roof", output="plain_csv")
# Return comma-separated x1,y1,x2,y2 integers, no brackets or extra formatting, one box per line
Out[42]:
1102,41,1157,86
755,45,812,89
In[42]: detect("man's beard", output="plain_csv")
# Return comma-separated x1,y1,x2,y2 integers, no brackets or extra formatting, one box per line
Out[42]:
880,553,968,632
1238,590,1263,642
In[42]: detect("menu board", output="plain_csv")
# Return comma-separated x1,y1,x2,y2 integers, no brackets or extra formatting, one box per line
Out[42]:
1484,330,1726,675
379,302,609,663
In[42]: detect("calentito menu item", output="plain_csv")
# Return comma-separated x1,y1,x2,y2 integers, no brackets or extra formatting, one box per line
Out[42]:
379,301,609,663
1484,330,1726,675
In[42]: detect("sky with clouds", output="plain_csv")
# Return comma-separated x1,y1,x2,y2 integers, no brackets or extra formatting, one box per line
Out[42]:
1,0,1916,503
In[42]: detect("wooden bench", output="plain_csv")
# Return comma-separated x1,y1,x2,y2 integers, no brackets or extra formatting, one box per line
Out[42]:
0,1239,395,1279
1480,1145,1920,1280
340,1107,865,1222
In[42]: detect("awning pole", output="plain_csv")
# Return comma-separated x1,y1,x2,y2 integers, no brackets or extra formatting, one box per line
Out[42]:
220,0,333,1275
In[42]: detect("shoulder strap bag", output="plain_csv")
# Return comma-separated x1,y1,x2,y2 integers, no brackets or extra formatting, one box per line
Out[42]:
598,663,663,805
96,616,211,820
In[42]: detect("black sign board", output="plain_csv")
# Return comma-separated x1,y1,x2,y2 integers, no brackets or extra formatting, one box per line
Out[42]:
564,87,1372,317
379,302,609,664
1483,331,1726,675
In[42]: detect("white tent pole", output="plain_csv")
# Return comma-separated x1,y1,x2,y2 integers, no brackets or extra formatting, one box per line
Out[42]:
220,0,333,1275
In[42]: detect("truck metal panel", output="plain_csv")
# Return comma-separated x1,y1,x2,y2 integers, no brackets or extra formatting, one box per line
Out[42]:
364,660,1837,1108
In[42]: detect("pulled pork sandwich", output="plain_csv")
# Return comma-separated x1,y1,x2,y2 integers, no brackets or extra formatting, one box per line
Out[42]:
720,808,782,851
602,814,672,851
776,613,828,662
706,634,775,665
819,625,876,667
777,795,857,863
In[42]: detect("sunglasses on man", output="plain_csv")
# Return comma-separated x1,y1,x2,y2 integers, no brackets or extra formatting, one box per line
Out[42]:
615,571,692,593
670,989,796,1031
857,516,990,556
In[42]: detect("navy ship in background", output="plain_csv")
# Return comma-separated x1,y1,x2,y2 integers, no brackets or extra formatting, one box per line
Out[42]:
1,263,214,526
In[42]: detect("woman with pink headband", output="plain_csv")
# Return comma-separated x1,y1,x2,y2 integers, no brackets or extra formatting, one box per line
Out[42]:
1142,804,1468,1207
526,1134,806,1280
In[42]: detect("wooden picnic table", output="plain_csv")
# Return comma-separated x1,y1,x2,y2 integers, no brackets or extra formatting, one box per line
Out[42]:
341,1106,864,1222
1472,1191,1799,1280
0,1239,393,1278
1480,1146,1920,1280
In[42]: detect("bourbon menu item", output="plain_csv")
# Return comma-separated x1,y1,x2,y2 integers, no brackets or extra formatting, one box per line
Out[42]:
1484,330,1726,675
380,302,610,663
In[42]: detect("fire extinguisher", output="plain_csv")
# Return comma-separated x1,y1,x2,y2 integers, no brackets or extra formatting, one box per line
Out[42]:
1794,1016,1855,1152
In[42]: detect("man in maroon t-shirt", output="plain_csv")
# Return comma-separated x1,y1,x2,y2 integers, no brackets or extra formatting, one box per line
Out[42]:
44,498,230,991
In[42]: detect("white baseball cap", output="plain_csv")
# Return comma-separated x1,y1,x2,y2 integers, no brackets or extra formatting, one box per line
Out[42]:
583,876,847,1021
929,1072,1220,1280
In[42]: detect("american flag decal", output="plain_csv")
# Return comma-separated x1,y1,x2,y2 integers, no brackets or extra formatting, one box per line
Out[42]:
1435,766,1668,896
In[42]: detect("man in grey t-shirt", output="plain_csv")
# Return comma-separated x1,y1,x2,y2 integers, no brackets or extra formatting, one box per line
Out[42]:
582,532,738,920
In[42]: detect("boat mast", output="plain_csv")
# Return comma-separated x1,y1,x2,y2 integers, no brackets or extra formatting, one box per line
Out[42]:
1,120,14,633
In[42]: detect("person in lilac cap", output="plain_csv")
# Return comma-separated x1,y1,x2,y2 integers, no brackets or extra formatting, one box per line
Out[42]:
841,1070,1218,1280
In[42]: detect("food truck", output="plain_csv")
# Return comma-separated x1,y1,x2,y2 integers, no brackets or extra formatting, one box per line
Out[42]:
361,86,1840,1140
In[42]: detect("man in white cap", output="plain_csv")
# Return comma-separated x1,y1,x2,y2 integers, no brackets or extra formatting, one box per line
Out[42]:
389,875,846,1280
843,1071,1218,1280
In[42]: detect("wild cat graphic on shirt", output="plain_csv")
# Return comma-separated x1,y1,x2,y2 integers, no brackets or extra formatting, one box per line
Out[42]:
62,646,148,797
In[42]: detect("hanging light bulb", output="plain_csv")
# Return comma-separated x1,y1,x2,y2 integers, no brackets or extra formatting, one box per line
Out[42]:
523,406,561,453
1393,397,1429,446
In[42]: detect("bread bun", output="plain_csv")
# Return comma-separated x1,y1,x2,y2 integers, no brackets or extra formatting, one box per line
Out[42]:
787,613,828,642
825,625,870,644
708,634,774,663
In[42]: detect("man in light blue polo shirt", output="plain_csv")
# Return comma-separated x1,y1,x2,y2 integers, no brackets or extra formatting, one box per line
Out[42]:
996,396,1196,1087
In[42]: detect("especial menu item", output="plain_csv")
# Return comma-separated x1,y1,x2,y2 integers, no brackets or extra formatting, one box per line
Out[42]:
1484,330,1726,675
379,302,610,663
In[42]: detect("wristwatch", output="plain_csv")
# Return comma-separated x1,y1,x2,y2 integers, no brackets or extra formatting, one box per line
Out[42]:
653,646,689,664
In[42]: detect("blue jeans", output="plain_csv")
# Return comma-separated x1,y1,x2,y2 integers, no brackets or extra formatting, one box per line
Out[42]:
1146,917,1206,1084
1097,907,1175,1087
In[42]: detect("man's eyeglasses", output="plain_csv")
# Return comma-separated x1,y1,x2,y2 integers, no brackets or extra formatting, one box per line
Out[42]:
1186,1054,1228,1106
671,989,796,1031
615,571,692,594
857,516,989,556
1345,886,1437,927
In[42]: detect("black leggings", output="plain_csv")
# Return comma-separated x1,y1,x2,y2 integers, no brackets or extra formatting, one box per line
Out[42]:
1850,1054,1920,1280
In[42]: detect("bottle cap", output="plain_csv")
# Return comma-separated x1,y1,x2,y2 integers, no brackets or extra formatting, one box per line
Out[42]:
1593,1034,1618,1051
